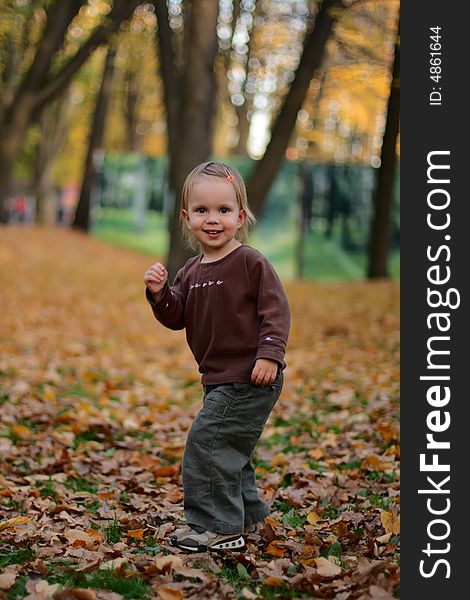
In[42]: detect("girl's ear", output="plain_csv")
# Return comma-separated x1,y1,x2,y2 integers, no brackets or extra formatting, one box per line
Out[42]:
237,208,246,228
181,209,190,228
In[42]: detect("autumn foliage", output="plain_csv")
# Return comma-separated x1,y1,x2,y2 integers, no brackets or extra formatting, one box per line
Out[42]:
0,227,399,599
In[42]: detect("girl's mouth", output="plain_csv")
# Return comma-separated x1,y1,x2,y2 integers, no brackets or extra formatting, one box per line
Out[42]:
204,230,223,238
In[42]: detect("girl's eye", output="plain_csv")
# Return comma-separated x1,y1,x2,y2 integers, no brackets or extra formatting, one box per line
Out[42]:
195,208,206,213
220,207,230,214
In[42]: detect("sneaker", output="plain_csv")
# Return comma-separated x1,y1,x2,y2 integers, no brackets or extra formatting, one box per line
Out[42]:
170,524,245,553
244,521,265,535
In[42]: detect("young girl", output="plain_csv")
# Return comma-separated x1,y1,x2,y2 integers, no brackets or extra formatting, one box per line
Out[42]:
144,161,290,553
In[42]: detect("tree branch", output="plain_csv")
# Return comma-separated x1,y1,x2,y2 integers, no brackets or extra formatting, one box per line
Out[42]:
21,1,86,93
34,0,142,112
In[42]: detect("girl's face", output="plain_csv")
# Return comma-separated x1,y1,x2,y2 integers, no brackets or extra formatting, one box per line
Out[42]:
182,176,246,258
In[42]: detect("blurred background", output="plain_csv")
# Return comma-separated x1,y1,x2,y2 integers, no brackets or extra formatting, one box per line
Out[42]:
0,0,400,281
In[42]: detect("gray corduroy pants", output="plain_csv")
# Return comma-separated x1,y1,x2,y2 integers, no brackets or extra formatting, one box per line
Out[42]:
181,372,283,534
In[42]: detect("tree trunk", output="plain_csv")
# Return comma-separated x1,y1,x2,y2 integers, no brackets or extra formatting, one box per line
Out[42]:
247,0,345,218
0,94,36,222
233,102,251,156
367,14,400,279
73,47,116,232
123,68,140,152
34,92,72,224
155,0,220,281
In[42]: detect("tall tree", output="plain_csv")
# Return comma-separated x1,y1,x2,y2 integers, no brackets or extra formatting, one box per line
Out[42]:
154,0,347,279
73,46,116,232
367,13,400,279
246,0,346,217
0,0,142,223
154,0,220,279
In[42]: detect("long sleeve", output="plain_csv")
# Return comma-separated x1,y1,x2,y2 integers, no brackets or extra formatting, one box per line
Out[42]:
250,258,290,368
145,267,186,330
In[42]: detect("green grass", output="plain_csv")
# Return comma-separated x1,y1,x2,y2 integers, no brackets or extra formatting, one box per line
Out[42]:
93,207,168,257
45,563,150,599
0,546,35,570
92,207,399,281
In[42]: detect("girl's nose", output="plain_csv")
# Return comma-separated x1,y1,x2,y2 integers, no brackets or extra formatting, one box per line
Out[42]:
206,212,220,223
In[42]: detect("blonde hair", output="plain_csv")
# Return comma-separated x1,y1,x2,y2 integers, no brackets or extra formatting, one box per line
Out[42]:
180,161,256,250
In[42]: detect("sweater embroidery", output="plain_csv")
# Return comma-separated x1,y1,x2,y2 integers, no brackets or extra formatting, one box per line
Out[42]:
190,280,223,290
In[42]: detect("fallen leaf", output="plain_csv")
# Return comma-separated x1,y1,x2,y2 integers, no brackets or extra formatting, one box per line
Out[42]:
314,557,342,577
263,576,284,587
376,532,393,544
11,424,33,439
99,557,128,571
53,589,97,600
308,448,324,460
0,516,32,531
126,528,145,539
306,511,321,525
155,555,183,573
0,570,17,590
380,511,400,534
156,584,185,600
368,585,397,599
266,540,288,557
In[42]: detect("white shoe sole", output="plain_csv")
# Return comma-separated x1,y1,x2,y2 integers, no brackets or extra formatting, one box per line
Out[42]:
172,534,245,553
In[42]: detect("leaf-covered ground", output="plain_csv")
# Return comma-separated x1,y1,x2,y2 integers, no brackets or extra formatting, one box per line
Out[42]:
0,227,400,600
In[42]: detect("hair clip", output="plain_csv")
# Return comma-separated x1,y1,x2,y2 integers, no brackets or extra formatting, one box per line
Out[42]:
226,175,233,183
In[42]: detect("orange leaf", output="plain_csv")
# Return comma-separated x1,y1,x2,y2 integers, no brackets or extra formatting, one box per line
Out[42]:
266,540,287,557
157,584,184,600
309,448,324,460
98,491,114,500
11,424,32,439
154,466,178,477
361,455,389,471
264,576,284,587
126,528,145,540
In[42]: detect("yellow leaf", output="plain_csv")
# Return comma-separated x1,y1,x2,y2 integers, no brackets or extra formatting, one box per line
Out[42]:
306,511,321,525
381,511,400,534
0,516,32,531
43,388,56,401
271,453,288,467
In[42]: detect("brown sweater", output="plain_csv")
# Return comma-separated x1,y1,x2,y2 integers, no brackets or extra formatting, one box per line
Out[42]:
146,245,290,384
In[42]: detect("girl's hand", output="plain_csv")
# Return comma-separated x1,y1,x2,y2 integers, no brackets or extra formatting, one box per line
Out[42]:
251,358,278,385
144,263,168,299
